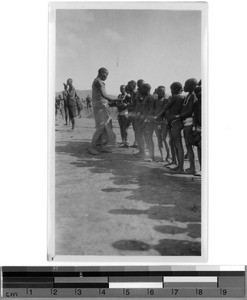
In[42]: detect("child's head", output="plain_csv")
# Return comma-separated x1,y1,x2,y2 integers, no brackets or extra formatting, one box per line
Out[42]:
137,79,145,90
170,82,183,95
141,83,151,96
157,86,166,98
127,80,136,92
184,78,198,93
120,85,126,94
125,85,130,94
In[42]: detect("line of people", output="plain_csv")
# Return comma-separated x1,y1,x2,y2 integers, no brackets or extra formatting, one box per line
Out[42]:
87,68,201,176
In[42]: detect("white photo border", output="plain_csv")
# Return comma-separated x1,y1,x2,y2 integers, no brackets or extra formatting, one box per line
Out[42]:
48,1,208,264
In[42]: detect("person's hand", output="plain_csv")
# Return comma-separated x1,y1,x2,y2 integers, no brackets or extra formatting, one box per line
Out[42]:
155,115,161,122
63,83,67,90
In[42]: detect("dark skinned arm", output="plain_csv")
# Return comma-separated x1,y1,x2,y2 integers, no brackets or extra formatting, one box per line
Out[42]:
148,96,155,117
156,97,175,120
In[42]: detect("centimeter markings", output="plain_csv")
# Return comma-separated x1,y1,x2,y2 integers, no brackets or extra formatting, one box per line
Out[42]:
1,266,246,298
2,287,245,298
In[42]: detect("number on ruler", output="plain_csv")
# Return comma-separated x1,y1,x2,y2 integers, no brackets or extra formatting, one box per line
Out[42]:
220,289,228,295
51,288,58,296
172,288,178,295
75,288,82,296
51,267,58,272
26,288,32,295
196,288,203,295
123,289,130,295
147,288,155,295
99,288,106,295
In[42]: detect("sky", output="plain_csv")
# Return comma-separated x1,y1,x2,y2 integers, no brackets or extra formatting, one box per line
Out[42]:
56,9,201,95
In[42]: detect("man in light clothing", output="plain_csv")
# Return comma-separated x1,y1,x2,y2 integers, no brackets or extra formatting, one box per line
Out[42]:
88,67,117,155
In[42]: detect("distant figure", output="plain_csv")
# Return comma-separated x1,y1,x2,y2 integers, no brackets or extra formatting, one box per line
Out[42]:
58,95,64,118
76,95,83,118
55,95,63,119
55,96,59,120
63,78,78,131
62,90,70,125
86,95,93,117
88,67,117,155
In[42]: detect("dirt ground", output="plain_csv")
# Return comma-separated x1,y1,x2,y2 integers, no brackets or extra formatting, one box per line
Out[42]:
55,111,201,256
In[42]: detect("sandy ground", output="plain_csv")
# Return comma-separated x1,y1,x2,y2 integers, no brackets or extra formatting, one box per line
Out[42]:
55,111,201,256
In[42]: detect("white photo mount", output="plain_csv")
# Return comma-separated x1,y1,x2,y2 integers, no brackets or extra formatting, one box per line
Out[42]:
48,1,208,264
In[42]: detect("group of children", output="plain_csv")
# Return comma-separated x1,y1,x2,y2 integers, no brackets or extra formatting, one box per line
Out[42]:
113,78,202,176
56,75,202,176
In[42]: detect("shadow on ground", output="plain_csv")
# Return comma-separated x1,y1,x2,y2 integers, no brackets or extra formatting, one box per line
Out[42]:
112,239,201,256
56,139,201,256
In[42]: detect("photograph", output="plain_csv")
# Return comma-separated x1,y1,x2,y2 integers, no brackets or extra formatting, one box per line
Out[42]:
49,2,207,261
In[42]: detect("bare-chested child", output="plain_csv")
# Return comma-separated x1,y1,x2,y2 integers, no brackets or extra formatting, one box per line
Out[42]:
136,83,155,161
193,80,202,176
116,85,129,146
124,80,138,148
156,82,185,173
153,86,171,162
133,81,147,158
179,78,198,174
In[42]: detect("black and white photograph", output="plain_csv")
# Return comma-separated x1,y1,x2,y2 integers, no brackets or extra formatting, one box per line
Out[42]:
49,2,207,261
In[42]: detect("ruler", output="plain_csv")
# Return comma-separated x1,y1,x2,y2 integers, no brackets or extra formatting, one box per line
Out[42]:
0,266,246,298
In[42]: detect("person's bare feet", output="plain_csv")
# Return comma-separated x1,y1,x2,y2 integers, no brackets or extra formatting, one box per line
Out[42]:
166,163,177,169
172,168,185,174
87,146,100,155
144,156,155,162
98,146,112,153
133,152,146,158
195,170,201,177
185,167,196,174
